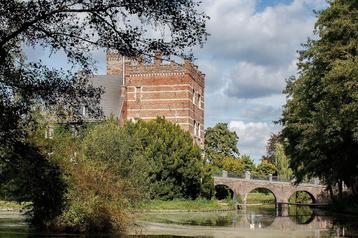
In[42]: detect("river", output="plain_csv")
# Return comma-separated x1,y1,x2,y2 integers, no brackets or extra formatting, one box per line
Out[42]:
1,206,358,237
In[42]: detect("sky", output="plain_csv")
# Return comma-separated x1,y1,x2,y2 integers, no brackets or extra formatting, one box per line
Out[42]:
25,0,328,162
192,0,328,161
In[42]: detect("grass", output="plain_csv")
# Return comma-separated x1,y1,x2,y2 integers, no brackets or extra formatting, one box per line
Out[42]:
139,198,236,211
246,192,275,204
0,200,30,210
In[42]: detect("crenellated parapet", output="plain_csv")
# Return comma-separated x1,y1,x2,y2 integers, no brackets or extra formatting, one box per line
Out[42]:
125,58,205,89
183,59,205,88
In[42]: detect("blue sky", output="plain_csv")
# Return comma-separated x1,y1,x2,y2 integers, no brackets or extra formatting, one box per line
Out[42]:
25,0,328,162
193,0,328,161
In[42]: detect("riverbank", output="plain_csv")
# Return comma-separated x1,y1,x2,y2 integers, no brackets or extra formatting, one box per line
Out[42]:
139,199,235,212
0,200,29,210
327,202,358,216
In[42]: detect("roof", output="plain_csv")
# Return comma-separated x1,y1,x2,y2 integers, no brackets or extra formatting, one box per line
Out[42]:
89,75,123,119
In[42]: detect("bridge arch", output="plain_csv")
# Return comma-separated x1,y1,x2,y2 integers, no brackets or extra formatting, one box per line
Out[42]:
214,184,234,200
289,190,316,204
245,187,277,205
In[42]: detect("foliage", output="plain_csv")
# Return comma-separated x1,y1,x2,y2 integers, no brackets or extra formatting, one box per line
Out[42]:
0,0,209,149
252,161,277,179
5,114,142,233
288,191,313,204
262,133,283,163
214,185,234,201
0,200,30,209
48,121,145,233
82,119,150,195
246,192,275,204
123,117,210,200
0,0,208,228
221,157,244,177
204,123,239,166
240,154,255,172
81,118,212,201
52,159,140,233
273,143,292,180
0,142,66,228
281,0,358,199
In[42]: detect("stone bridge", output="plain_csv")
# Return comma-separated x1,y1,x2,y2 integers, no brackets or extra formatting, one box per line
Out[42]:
214,176,330,204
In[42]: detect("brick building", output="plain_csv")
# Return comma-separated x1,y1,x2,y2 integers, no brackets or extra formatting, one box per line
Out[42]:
91,51,205,145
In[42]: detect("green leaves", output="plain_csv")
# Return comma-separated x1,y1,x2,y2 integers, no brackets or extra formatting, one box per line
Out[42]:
204,123,239,166
83,117,211,200
281,0,358,197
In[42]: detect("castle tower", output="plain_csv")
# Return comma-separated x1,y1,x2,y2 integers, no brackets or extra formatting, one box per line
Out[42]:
104,51,205,146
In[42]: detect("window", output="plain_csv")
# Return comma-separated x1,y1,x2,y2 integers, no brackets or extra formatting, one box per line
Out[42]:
192,89,196,105
135,86,142,102
198,94,201,108
193,120,197,136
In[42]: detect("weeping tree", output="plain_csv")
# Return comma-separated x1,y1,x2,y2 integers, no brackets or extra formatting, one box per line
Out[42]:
281,0,358,200
0,0,208,226
273,143,292,181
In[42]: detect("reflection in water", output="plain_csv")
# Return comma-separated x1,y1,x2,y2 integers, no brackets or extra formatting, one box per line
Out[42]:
1,206,358,237
141,205,321,228
288,205,315,224
246,206,276,228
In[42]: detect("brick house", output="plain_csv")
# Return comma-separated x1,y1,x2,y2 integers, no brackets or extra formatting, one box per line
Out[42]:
91,51,205,145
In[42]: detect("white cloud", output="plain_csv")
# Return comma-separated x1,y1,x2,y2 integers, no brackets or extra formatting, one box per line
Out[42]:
228,120,281,162
197,0,327,160
201,0,325,66
225,60,296,98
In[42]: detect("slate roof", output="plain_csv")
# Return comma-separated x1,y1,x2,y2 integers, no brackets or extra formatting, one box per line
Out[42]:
89,75,123,119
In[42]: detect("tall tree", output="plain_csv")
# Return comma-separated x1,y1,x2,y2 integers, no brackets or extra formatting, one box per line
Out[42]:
273,143,292,181
281,0,358,199
204,123,239,166
123,117,211,200
252,161,277,180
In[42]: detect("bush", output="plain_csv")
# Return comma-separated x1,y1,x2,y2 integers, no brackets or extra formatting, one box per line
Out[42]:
51,159,140,233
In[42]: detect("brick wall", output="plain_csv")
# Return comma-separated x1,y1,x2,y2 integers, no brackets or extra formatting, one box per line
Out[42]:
107,51,205,146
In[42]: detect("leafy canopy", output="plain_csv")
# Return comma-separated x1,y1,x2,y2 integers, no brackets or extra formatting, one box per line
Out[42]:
281,0,358,196
205,123,239,166
84,118,212,200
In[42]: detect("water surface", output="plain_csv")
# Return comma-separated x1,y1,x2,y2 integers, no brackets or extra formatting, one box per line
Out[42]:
1,206,358,238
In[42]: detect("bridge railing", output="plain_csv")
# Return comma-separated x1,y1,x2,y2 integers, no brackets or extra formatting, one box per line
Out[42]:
215,170,321,185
